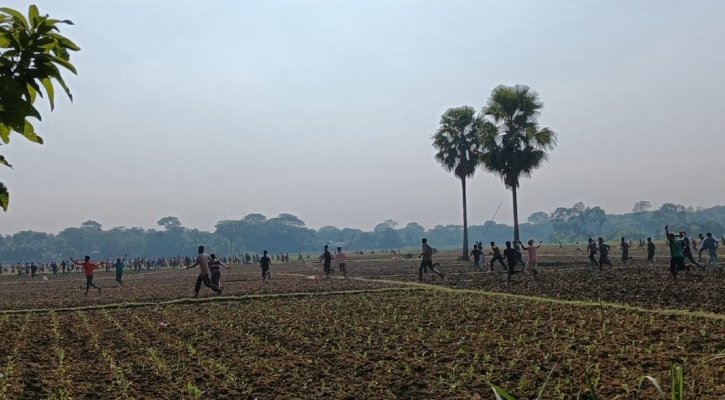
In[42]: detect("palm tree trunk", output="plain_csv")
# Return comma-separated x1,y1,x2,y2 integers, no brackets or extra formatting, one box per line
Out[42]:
462,177,469,260
512,186,520,243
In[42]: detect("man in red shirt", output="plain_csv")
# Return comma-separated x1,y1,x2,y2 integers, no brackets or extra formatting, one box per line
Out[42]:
70,256,103,295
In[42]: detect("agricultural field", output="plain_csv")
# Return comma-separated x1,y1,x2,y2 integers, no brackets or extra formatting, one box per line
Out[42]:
1,251,724,399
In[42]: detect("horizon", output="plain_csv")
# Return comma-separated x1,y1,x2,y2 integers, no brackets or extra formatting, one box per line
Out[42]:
2,0,724,235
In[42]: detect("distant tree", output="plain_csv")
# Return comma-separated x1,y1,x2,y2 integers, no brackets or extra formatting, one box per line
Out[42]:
479,85,557,243
432,106,484,259
272,213,306,227
157,216,182,230
0,5,80,211
399,222,426,246
243,213,267,224
632,201,652,214
656,203,687,225
527,211,549,225
382,219,398,229
80,220,102,230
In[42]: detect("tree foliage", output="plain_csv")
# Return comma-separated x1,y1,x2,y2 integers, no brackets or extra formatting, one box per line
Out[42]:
432,106,484,257
0,5,80,211
479,85,557,242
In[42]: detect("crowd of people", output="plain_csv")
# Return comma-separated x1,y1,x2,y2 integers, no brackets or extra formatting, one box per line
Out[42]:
2,230,721,297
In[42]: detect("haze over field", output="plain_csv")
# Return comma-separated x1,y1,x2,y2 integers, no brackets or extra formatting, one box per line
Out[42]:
1,0,724,235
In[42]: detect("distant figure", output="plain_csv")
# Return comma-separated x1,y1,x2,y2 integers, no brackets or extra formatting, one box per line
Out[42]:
419,238,444,282
520,239,542,280
597,238,612,270
298,252,304,262
259,250,272,282
186,246,222,298
335,247,348,279
503,241,521,282
209,254,230,290
620,237,632,264
489,242,506,271
575,242,581,253
318,245,333,277
646,237,656,265
666,225,687,279
679,231,704,270
469,244,484,272
699,233,719,271
115,255,127,287
70,256,103,295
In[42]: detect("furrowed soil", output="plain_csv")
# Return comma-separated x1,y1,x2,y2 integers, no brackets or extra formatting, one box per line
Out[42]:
0,251,724,399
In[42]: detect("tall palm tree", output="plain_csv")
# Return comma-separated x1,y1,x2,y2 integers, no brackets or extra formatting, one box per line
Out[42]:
432,106,483,259
479,85,557,243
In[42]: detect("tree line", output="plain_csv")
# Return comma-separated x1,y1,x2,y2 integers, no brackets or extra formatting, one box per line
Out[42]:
3,203,723,262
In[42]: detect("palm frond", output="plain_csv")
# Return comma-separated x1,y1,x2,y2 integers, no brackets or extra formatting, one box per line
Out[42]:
431,106,483,179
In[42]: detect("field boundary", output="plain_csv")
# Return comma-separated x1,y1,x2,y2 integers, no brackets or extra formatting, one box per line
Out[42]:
357,277,725,321
0,286,422,315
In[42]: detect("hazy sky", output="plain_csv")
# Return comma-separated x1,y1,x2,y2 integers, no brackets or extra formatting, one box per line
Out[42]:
2,0,724,235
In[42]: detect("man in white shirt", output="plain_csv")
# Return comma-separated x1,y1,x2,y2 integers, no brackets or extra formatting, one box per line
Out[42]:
186,245,222,297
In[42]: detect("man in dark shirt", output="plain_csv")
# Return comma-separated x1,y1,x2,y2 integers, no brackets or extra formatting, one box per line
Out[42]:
503,241,521,282
587,239,598,267
598,238,612,270
679,231,704,270
469,244,484,272
318,245,333,277
419,238,444,282
489,242,506,271
259,250,271,282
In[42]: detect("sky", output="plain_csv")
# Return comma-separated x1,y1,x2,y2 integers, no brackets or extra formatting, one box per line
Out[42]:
1,0,724,235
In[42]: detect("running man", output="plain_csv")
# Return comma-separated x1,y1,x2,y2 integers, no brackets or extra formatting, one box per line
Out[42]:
318,245,333,278
666,225,687,279
335,247,348,279
489,242,506,271
419,238,444,282
114,254,127,287
259,250,271,282
646,237,656,265
699,233,720,271
587,238,598,267
503,241,521,282
469,244,484,272
186,246,222,297
597,238,612,270
209,254,230,289
680,231,704,270
620,237,633,264
520,239,542,280
70,256,103,295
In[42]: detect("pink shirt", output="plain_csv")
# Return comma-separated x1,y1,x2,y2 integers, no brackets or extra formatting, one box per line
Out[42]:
335,252,346,264
526,246,538,263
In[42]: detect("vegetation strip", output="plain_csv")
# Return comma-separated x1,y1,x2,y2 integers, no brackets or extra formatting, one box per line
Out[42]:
358,277,725,320
0,286,420,315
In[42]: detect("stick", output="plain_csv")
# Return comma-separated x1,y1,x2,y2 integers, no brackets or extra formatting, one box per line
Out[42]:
344,232,357,252
478,201,504,243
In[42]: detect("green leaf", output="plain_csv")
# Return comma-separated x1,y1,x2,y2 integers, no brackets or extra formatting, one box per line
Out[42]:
26,82,37,103
0,181,8,212
45,53,77,74
41,78,54,110
28,5,39,28
20,120,43,144
0,7,29,29
54,73,73,101
0,155,12,168
0,33,11,48
0,124,10,144
46,32,80,51
491,386,518,400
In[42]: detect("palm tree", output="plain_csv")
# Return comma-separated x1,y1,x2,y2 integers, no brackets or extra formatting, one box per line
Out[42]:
432,106,483,260
479,85,557,243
